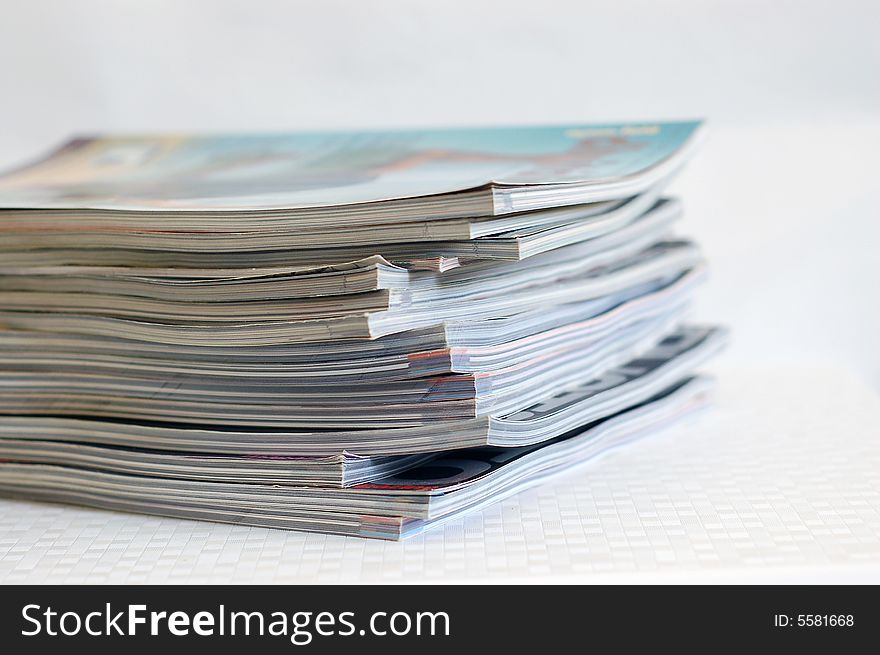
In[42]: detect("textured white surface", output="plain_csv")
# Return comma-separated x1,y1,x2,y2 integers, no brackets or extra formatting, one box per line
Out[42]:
1,364,878,584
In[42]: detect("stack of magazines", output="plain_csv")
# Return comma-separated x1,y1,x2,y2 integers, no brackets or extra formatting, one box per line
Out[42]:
0,122,725,539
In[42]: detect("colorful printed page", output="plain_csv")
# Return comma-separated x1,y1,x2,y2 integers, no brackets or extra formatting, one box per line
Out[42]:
0,122,702,211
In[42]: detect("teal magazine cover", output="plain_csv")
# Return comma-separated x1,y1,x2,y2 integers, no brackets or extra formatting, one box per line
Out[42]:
0,121,702,210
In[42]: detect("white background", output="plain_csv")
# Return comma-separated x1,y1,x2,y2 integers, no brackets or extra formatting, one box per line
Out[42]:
1,0,878,385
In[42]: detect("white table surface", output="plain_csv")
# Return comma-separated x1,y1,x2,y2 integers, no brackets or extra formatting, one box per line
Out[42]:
1,362,878,584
